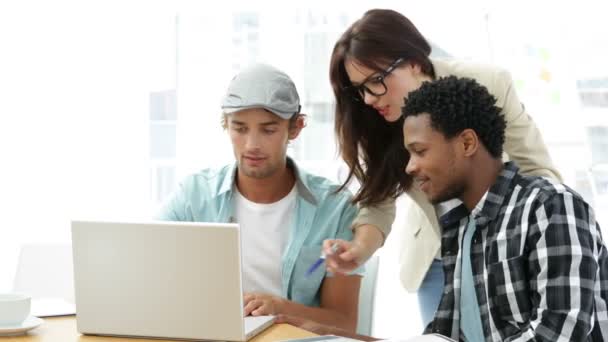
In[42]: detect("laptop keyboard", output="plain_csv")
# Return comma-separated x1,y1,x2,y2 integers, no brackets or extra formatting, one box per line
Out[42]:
244,315,274,336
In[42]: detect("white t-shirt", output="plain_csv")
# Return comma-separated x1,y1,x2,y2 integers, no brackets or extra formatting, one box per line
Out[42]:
234,185,297,297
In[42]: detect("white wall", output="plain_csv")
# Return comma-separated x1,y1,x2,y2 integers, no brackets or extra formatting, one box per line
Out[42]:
0,1,176,290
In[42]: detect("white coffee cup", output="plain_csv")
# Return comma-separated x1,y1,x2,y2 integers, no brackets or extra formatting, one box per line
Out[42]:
0,294,31,326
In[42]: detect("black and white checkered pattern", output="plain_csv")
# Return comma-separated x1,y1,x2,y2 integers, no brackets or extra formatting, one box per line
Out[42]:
426,162,608,341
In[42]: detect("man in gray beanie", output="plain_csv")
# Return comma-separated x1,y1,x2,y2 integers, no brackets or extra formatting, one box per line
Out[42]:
158,64,362,331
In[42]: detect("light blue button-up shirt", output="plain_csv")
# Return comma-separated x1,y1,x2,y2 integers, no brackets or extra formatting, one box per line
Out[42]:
460,216,485,342
157,158,361,307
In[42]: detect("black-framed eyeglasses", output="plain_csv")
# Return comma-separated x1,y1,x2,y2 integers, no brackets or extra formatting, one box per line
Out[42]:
345,57,405,101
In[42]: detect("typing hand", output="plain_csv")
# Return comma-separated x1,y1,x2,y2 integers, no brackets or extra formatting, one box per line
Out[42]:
243,292,285,316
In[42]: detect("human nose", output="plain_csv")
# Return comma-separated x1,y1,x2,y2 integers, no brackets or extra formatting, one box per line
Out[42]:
405,156,418,176
363,90,378,105
244,131,262,150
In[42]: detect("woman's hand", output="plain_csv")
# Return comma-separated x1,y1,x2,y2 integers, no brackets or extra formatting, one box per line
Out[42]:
323,239,366,274
323,224,384,274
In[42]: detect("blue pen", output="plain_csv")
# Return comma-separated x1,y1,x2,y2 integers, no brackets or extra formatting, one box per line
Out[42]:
305,243,339,276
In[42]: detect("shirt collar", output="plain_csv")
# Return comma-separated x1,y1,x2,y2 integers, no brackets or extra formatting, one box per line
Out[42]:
475,161,519,221
218,157,318,205
440,161,520,227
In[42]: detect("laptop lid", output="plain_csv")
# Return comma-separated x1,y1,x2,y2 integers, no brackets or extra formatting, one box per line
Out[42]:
71,220,272,341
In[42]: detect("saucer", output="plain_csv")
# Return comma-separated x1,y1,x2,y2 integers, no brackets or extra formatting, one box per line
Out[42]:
0,316,44,336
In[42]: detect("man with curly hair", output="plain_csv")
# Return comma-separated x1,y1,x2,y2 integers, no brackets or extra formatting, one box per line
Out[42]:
278,76,608,341
401,76,608,341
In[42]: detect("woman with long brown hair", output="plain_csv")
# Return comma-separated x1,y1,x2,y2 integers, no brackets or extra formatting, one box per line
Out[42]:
322,8,561,325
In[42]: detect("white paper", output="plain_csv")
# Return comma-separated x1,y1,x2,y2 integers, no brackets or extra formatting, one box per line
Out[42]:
30,297,76,317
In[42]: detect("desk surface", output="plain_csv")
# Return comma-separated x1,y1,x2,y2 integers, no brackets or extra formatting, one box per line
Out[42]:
4,316,316,342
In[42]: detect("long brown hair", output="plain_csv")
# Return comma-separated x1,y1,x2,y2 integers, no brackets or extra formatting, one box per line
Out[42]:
331,9,434,206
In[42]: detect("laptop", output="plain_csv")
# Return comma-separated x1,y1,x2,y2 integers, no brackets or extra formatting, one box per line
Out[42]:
71,220,275,341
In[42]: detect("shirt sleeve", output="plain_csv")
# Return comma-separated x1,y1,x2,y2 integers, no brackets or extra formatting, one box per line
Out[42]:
352,198,397,240
155,181,188,221
519,191,605,341
497,68,562,182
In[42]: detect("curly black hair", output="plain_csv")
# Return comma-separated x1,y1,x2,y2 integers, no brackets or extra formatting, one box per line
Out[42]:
402,76,506,158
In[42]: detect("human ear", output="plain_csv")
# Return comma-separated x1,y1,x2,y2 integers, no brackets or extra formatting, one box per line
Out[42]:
460,129,479,157
288,115,306,140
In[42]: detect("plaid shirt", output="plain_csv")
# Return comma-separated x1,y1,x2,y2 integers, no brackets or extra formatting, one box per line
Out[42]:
427,162,608,341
